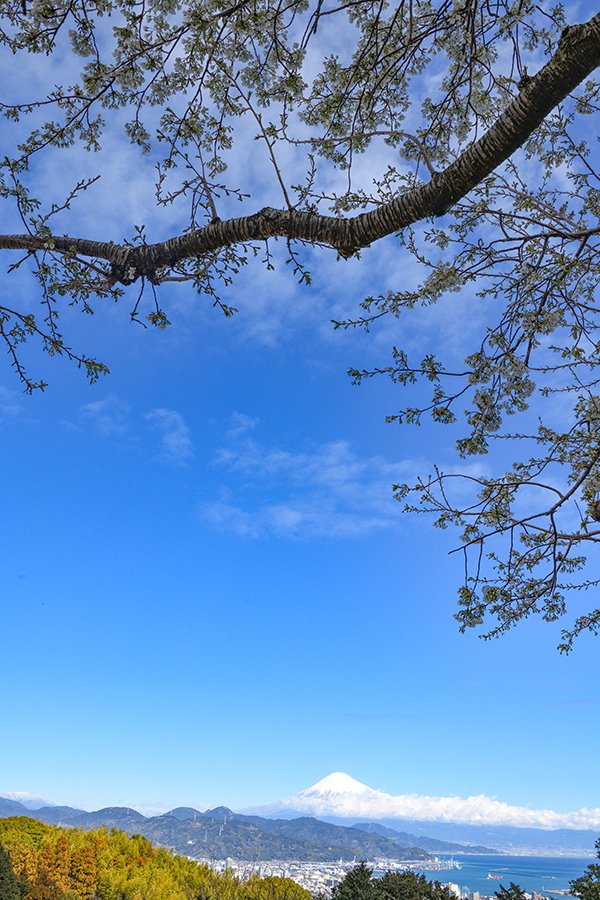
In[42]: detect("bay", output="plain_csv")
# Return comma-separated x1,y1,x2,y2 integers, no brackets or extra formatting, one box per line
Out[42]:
418,854,591,897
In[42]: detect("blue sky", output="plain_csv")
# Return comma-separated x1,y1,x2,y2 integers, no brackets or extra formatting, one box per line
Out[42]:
1,2,599,825
2,247,599,819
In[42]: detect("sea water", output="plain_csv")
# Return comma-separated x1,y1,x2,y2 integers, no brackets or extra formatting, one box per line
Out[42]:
422,854,591,897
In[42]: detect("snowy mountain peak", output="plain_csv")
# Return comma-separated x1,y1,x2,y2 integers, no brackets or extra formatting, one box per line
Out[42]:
245,772,389,819
246,773,600,833
0,791,56,810
300,772,374,798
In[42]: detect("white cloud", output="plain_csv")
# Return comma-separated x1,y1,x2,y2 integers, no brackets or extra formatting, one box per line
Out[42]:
258,772,600,831
79,395,130,437
352,792,600,830
201,425,423,538
68,397,194,465
146,407,194,465
0,386,24,419
202,495,393,539
225,411,259,439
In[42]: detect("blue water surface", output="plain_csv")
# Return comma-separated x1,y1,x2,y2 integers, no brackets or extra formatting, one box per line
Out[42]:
420,854,591,897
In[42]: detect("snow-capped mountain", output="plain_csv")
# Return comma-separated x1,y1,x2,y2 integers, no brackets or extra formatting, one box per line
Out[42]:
246,772,600,831
299,772,376,799
280,772,387,815
245,772,404,819
0,791,56,810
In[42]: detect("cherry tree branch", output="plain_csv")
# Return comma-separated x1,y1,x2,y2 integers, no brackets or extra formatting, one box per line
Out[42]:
1,13,599,284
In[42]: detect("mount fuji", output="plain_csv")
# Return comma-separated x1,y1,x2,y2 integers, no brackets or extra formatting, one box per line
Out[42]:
251,773,388,818
1,775,598,855
244,772,600,853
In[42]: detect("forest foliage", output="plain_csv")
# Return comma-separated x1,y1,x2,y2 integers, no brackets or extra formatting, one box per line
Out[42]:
331,864,455,900
0,816,311,900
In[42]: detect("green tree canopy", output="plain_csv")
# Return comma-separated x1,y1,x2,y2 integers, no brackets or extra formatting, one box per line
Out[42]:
0,844,21,900
495,884,528,900
571,839,600,900
333,863,378,900
333,866,457,900
0,816,312,900
376,871,452,900
1,2,600,646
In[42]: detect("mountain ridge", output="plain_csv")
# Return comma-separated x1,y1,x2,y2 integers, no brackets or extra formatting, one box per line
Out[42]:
2,772,597,856
0,791,56,810
0,799,434,862
247,772,600,842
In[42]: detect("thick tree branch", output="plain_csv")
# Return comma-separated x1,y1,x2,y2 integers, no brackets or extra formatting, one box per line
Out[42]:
1,12,600,284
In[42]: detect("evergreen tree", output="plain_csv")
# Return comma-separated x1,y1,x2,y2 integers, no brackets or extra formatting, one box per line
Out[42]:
333,864,378,900
376,871,452,900
495,884,528,900
0,845,20,900
570,839,600,900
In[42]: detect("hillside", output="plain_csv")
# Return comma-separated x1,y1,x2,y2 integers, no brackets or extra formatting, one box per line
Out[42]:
250,774,598,856
0,816,311,900
0,800,432,862
145,808,431,861
351,823,496,854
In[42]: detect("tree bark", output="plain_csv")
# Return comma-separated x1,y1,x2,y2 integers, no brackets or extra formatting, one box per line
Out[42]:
1,11,600,284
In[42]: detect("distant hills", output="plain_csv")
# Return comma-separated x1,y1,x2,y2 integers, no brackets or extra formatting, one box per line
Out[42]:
351,822,494,854
247,773,599,856
349,819,599,856
0,791,56,809
3,772,597,858
0,797,36,817
0,797,486,862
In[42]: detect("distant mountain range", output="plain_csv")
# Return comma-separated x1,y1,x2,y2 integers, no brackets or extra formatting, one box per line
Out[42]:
2,772,597,858
336,818,597,857
0,796,491,862
246,773,599,856
351,823,492,854
0,797,85,822
0,792,56,810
